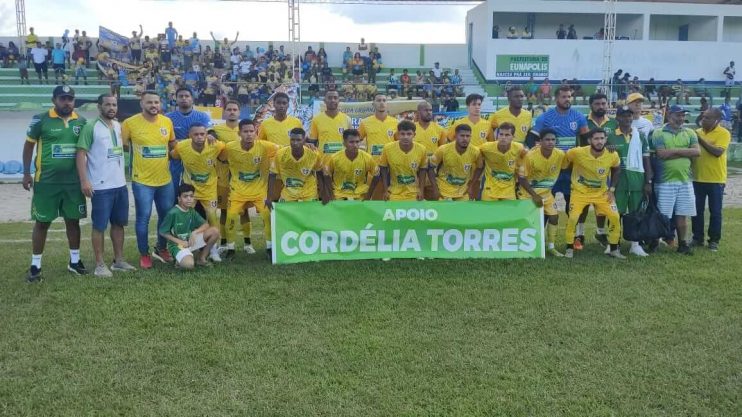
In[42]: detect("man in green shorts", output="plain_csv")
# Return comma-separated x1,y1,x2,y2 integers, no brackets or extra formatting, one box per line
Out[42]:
22,85,88,282
607,105,654,257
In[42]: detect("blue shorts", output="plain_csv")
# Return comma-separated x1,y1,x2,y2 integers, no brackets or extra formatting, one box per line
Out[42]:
91,186,129,231
551,170,572,198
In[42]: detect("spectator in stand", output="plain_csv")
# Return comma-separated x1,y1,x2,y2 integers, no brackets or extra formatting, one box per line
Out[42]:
444,94,459,112
492,25,499,39
644,78,657,101
451,69,462,96
415,70,425,96
400,69,411,96
80,31,91,64
723,61,735,98
736,96,742,142
567,24,577,39
74,57,87,85
594,28,605,40
130,25,143,64
351,53,364,77
342,47,352,67
7,41,19,67
30,42,49,84
358,38,368,54
0,42,8,68
317,47,327,63
719,96,733,130
694,78,708,99
524,75,537,103
51,43,66,84
387,68,400,94
432,62,442,79
209,31,239,55
18,54,30,85
538,78,552,105
369,52,382,84
25,27,38,50
557,24,566,39
522,26,532,39
507,26,518,39
673,79,690,105
304,46,317,63
571,78,584,104
165,22,178,51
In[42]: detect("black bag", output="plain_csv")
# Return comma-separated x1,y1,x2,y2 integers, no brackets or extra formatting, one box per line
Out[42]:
622,197,672,242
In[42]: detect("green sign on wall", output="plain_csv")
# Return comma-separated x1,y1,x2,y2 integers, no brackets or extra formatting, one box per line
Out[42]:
496,55,549,78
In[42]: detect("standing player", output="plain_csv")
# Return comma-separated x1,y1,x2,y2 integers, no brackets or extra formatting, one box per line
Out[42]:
166,87,213,198
267,128,323,205
414,101,447,199
76,93,136,277
309,89,352,163
122,91,176,269
563,128,624,259
608,106,653,257
370,121,428,201
447,93,492,147
170,123,225,262
258,92,303,147
477,122,527,201
212,100,251,251
359,93,398,199
518,128,566,257
22,85,88,282
490,86,532,145
219,119,278,259
322,129,378,202
529,85,589,245
429,124,483,201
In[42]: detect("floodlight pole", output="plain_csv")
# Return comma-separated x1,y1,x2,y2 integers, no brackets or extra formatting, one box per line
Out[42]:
601,0,617,99
288,0,300,83
16,0,27,53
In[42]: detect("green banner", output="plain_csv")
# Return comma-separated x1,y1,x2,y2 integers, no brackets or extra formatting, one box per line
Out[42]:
495,55,549,78
271,201,545,264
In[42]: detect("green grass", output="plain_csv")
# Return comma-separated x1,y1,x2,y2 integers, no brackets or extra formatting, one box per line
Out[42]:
1,211,742,416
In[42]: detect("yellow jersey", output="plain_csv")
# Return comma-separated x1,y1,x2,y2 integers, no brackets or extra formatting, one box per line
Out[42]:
378,142,428,201
693,126,731,184
220,140,279,201
479,141,527,199
172,140,225,201
121,114,175,187
309,111,352,160
358,114,397,160
518,147,566,197
447,116,492,147
324,150,378,200
257,116,303,147
212,123,240,188
565,146,620,199
490,107,532,143
431,142,483,200
270,146,323,201
414,122,448,158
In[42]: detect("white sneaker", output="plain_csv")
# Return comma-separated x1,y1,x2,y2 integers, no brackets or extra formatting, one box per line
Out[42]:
604,245,611,254
217,245,229,255
608,249,627,259
209,246,222,263
243,244,256,254
94,264,113,278
564,249,574,258
629,243,649,257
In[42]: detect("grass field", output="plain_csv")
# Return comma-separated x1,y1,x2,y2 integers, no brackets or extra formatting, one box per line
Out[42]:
1,211,741,416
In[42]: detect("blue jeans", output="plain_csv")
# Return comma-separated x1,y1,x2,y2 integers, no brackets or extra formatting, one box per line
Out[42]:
169,160,183,202
132,181,174,255
692,182,724,243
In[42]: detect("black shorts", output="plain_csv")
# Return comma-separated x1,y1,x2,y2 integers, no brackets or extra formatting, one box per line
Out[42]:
53,63,65,72
33,62,48,74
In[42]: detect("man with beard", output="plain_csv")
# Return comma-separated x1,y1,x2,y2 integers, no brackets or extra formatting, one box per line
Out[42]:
563,128,624,259
428,124,483,201
370,121,428,201
322,129,378,202
258,92,303,147
23,85,88,282
76,94,137,277
490,86,532,145
166,87,214,198
414,100,447,199
122,91,177,268
309,89,352,164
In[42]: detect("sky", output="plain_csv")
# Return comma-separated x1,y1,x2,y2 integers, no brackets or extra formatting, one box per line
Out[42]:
0,0,473,44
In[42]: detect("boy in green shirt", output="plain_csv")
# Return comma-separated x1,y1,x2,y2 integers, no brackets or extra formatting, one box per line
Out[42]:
159,184,220,269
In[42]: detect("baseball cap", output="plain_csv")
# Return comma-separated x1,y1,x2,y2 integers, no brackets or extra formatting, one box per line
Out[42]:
668,104,690,114
626,92,645,104
616,105,633,116
52,85,75,99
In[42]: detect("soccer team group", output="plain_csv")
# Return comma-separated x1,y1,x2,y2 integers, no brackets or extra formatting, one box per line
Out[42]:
22,81,730,280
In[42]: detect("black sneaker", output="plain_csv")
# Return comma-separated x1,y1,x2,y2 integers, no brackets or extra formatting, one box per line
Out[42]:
68,260,88,275
26,266,42,283
677,243,692,255
266,248,272,261
708,241,719,252
594,233,609,247
224,249,236,261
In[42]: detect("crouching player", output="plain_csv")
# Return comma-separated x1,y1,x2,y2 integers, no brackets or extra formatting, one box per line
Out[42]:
159,184,220,269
